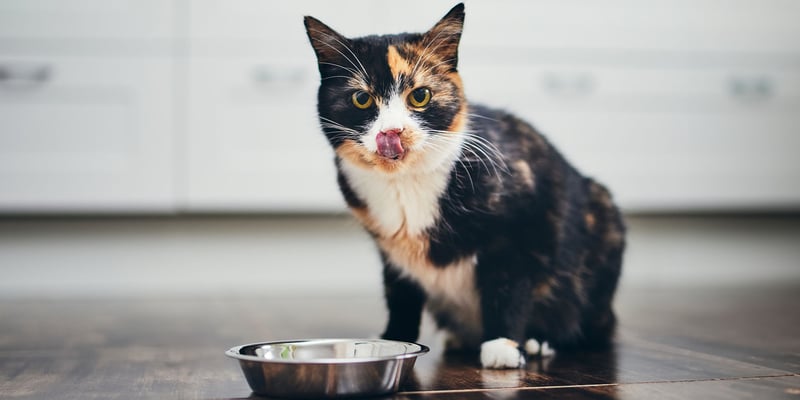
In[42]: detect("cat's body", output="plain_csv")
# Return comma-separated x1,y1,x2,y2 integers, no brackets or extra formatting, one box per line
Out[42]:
305,4,625,368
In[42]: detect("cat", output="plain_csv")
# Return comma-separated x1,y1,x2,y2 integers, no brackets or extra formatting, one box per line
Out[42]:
304,3,625,369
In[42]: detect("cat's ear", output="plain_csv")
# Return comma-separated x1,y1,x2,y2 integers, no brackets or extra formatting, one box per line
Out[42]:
422,3,465,70
304,16,350,72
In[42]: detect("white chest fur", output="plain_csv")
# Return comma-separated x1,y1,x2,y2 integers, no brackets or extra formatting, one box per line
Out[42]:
340,158,482,344
340,160,450,237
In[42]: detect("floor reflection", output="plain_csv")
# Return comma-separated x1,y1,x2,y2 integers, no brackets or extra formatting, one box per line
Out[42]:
405,342,619,397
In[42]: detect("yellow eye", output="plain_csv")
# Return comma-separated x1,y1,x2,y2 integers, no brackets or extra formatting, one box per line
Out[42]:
408,87,432,108
351,90,374,109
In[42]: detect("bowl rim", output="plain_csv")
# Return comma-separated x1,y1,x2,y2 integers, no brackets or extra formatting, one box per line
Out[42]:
225,338,430,364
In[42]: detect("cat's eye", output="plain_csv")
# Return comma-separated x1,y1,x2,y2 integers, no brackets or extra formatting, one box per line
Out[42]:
351,90,374,109
408,87,432,108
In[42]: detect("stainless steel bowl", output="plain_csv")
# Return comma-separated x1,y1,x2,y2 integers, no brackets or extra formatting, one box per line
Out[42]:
226,339,429,398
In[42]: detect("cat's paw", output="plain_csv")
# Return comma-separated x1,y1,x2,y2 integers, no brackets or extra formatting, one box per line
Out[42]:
524,339,555,357
480,338,525,369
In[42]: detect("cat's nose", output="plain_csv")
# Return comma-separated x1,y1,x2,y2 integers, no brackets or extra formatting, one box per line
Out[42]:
380,128,403,136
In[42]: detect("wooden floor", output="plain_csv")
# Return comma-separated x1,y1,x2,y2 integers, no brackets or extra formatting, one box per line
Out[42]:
0,285,798,399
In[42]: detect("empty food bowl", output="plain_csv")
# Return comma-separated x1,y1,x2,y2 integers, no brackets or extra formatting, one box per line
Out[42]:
226,338,429,398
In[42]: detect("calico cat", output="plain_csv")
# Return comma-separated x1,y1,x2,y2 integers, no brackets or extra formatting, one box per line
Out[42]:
304,3,625,369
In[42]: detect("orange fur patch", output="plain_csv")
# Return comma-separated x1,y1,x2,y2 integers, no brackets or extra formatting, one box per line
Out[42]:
513,160,535,189
533,276,558,300
335,140,373,170
349,195,437,272
336,130,434,175
380,230,434,271
387,45,412,79
585,212,596,231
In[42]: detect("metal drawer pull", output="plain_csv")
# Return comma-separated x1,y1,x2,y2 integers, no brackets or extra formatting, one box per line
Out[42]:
251,66,305,85
728,76,772,101
0,63,52,87
543,73,594,97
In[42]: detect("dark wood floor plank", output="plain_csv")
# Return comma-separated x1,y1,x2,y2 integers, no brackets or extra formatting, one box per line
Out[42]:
0,285,797,399
393,375,800,400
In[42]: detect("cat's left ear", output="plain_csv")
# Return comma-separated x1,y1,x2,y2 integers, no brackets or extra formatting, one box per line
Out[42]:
304,16,350,73
422,3,466,70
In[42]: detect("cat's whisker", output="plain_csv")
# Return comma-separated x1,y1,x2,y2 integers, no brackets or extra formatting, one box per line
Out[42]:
322,128,359,137
462,138,510,180
417,57,458,77
410,29,447,77
417,138,476,209
318,116,354,128
461,112,500,122
461,141,502,181
455,109,501,123
427,130,510,181
319,117,364,139
411,27,454,77
308,29,369,79
321,75,357,81
317,61,364,82
320,121,359,132
426,133,494,179
427,128,507,165
310,40,368,83
317,31,370,78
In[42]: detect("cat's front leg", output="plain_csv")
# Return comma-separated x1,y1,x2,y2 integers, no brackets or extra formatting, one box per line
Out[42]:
475,252,535,369
380,258,426,342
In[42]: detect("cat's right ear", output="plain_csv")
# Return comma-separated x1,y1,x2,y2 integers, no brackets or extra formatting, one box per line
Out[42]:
304,16,349,71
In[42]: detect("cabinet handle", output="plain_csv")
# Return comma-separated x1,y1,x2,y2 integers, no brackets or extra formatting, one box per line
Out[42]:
542,72,594,97
251,66,305,85
0,63,52,86
728,76,772,101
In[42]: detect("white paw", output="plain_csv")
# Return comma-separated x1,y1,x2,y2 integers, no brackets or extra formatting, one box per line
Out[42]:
480,338,525,369
524,339,555,357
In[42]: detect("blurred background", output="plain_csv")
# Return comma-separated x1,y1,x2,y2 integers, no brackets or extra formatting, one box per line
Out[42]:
0,0,798,298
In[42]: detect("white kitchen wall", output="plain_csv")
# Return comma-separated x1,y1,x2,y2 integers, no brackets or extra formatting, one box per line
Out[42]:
1,0,799,214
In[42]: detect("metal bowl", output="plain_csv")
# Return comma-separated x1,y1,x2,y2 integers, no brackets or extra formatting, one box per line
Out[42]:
226,339,429,398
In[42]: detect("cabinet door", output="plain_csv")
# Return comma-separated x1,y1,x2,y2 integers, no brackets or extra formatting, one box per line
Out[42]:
0,56,175,212
439,0,800,53
462,63,800,211
184,1,377,212
183,56,344,212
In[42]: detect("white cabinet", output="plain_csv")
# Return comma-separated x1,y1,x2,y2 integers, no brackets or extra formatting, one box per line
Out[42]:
183,56,343,211
0,1,176,213
449,0,800,212
462,62,800,211
0,0,798,213
0,0,174,40
0,57,175,212
181,0,379,211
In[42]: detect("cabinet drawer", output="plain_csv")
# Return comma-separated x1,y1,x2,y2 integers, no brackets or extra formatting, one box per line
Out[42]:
460,61,800,211
0,56,175,212
0,0,174,40
461,63,800,114
525,110,800,211
184,57,343,211
472,0,799,53
383,0,800,53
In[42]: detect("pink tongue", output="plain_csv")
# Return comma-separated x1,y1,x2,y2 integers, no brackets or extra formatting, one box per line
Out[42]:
376,131,404,159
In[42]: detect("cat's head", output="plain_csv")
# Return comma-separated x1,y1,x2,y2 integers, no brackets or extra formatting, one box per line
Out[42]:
304,4,467,174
